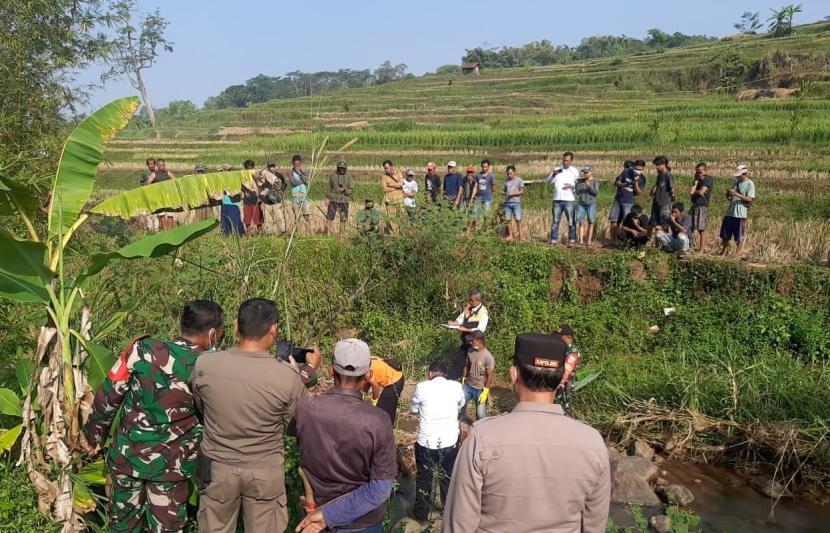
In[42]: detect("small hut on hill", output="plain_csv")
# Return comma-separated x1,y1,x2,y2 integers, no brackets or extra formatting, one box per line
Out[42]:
461,61,481,75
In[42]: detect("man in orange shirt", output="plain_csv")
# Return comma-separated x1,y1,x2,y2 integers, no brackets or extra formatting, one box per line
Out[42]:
366,356,405,424
381,159,404,234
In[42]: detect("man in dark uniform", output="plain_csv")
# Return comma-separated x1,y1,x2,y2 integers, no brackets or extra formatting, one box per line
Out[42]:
555,324,580,416
443,333,610,532
84,300,225,533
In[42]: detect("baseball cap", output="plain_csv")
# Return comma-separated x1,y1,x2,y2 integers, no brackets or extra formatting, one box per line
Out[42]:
466,165,476,174
558,325,575,337
580,166,592,174
514,333,567,369
406,169,415,177
734,164,749,177
337,160,347,168
194,164,206,172
332,338,371,377
447,161,457,168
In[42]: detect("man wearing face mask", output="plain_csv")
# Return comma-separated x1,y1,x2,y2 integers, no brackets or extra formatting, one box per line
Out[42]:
84,300,226,533
191,298,321,533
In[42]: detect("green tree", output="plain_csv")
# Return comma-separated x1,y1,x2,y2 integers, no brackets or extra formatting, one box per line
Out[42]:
734,11,762,34
435,64,460,75
373,60,409,84
102,0,173,138
768,4,803,37
0,0,112,183
162,100,198,119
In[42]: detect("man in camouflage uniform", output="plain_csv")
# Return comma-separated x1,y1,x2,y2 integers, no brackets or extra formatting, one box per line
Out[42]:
555,324,580,417
84,300,225,532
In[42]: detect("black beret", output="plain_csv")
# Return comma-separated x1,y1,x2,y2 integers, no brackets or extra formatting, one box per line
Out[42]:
514,333,567,369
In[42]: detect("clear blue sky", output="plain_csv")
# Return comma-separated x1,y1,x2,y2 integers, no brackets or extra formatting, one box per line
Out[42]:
76,0,829,110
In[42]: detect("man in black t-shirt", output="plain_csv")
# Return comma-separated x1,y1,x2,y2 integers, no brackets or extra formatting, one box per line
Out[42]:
620,204,650,247
688,162,713,253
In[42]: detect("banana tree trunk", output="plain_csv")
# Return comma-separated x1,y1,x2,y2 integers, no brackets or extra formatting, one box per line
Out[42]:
19,316,90,532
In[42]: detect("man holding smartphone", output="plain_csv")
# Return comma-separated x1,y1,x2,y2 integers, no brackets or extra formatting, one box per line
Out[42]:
191,298,320,533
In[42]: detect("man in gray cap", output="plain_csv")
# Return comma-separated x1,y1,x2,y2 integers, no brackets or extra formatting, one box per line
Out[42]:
443,333,610,533
293,339,397,533
326,160,354,237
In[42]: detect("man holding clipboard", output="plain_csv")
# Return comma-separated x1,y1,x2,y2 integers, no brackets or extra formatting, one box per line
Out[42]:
445,289,489,380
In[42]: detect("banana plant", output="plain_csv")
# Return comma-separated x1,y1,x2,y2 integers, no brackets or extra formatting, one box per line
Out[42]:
0,97,218,531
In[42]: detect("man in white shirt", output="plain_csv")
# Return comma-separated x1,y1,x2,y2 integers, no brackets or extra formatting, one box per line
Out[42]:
410,361,466,522
546,151,579,245
446,289,489,380
403,169,419,221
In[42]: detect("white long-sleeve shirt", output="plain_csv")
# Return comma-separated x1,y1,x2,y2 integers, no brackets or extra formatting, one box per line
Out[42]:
547,166,579,202
455,304,489,332
411,376,465,449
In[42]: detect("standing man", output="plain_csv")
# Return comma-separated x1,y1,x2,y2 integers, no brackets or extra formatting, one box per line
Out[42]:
554,325,581,417
575,166,599,246
461,330,494,421
139,158,159,231
293,339,398,533
147,159,177,230
366,356,405,424
192,298,320,533
446,289,489,380
288,154,311,233
189,164,213,223
655,202,692,255
689,162,713,253
381,159,404,234
547,151,578,246
443,333,611,533
259,162,287,236
719,164,756,258
326,160,354,237
241,159,263,236
443,161,464,207
503,165,525,241
84,300,225,533
410,361,466,523
473,159,496,221
649,155,675,231
609,159,646,240
424,162,442,204
403,169,419,221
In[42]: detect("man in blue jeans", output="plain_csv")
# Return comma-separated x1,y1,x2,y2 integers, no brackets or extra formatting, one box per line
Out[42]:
461,330,494,421
609,159,646,240
546,151,579,245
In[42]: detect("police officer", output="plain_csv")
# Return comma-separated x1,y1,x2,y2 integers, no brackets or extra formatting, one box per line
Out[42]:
84,300,225,533
191,298,320,533
442,333,610,533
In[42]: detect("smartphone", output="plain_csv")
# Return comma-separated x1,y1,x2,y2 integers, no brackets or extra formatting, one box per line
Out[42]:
275,341,311,364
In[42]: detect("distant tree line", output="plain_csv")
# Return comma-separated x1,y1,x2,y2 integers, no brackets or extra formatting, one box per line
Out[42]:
462,29,717,68
204,61,411,109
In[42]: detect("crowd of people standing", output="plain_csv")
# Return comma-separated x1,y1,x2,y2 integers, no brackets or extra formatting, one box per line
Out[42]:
138,152,756,256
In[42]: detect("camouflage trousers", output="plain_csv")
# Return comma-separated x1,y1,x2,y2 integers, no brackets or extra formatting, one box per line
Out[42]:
109,474,189,532
555,380,574,417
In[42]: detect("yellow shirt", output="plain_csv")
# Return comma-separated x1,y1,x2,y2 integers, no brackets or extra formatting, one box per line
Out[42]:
371,358,403,388
381,172,404,205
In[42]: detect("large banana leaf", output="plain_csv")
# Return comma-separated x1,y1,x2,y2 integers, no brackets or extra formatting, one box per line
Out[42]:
89,169,253,218
0,229,52,303
0,388,22,417
82,339,114,392
48,97,140,241
76,219,218,286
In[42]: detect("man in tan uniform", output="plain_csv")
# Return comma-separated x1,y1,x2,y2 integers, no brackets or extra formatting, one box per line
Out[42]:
443,332,610,533
191,298,320,533
381,159,404,234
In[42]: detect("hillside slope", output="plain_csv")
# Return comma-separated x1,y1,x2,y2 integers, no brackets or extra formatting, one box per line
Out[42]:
108,23,830,176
